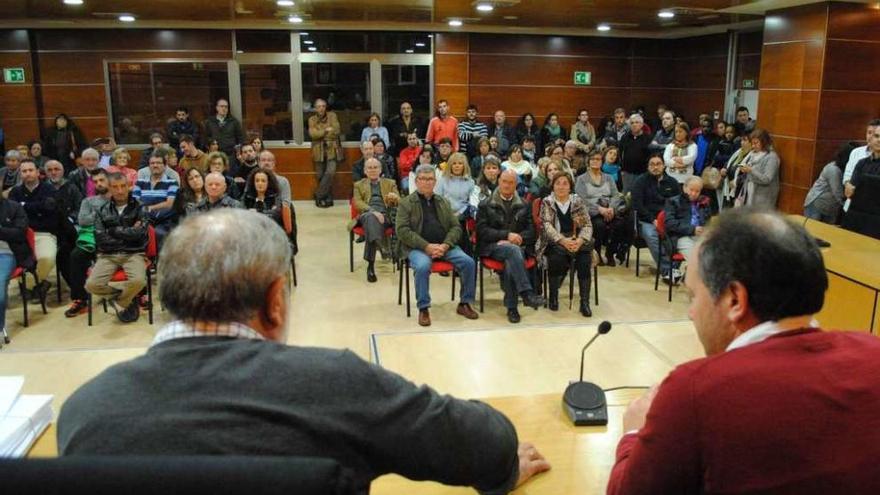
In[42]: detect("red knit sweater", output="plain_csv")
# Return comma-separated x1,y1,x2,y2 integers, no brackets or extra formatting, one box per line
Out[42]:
608,328,880,495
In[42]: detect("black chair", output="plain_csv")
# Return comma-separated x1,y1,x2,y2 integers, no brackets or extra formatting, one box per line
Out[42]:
0,456,356,495
398,257,457,317
626,209,649,277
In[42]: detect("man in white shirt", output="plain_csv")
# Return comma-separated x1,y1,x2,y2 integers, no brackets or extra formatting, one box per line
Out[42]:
843,118,879,211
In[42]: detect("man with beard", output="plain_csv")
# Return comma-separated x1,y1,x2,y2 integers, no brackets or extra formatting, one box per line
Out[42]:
387,101,424,156
46,159,82,297
458,104,488,160
64,168,111,318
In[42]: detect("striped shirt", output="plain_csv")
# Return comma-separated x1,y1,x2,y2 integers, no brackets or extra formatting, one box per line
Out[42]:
458,119,488,156
133,176,179,207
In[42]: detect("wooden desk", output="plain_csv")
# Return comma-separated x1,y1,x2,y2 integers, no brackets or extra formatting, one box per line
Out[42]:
30,392,642,495
796,216,880,333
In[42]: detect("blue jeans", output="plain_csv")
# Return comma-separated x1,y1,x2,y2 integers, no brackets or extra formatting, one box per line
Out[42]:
804,204,837,224
484,243,533,309
0,253,16,330
639,221,670,274
408,246,476,310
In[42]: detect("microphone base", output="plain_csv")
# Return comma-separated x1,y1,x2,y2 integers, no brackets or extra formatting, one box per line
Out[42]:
562,381,608,426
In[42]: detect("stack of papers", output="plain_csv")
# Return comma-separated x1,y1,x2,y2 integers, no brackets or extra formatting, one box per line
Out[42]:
0,376,53,457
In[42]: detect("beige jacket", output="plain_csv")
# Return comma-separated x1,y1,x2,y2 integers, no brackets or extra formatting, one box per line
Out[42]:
308,112,342,162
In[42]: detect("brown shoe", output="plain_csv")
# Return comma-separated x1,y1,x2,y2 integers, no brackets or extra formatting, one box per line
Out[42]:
418,309,431,327
456,303,479,320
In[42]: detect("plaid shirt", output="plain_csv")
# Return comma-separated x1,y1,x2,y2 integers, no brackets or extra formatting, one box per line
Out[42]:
151,320,265,347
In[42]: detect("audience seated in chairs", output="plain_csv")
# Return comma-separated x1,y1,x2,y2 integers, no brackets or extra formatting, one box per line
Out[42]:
45,159,82,298
576,151,629,267
631,154,681,278
200,172,242,211
9,160,58,302
242,169,281,217
64,169,110,318
407,146,436,193
259,150,291,204
396,164,479,327
469,154,501,215
173,167,206,217
529,157,561,199
85,172,148,323
58,208,550,494
397,131,421,195
435,152,475,254
349,158,399,283
535,173,594,317
0,150,22,198
372,137,397,184
476,170,544,323
206,151,240,200
663,176,711,282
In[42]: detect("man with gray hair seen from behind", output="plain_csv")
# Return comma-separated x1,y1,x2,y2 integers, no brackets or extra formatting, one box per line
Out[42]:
607,207,880,495
57,208,551,494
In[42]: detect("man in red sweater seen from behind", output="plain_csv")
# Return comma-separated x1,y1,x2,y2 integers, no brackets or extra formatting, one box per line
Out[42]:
608,207,880,495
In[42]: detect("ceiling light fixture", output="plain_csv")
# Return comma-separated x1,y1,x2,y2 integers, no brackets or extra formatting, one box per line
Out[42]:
277,0,294,6
308,46,317,51
63,0,84,5
658,11,675,18
597,24,611,31
448,19,463,27
299,32,309,36
476,3,494,12
406,49,414,53
119,14,136,22
288,15,303,23
303,40,314,44
415,42,426,47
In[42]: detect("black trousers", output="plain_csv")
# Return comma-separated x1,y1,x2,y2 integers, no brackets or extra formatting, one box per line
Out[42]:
68,246,96,301
545,244,591,282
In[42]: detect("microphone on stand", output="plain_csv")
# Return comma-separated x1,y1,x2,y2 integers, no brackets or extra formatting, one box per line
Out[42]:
563,321,612,426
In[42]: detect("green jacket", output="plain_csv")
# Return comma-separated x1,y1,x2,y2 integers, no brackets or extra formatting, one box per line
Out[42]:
395,192,461,256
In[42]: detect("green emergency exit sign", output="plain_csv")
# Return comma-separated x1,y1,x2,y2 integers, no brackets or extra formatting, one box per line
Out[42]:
4,67,25,84
574,71,591,86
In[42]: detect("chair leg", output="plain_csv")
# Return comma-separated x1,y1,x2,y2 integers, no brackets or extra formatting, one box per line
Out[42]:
147,268,154,325
451,270,456,301
405,260,411,318
20,279,28,328
291,256,298,287
1,324,8,345
349,231,354,273
87,293,93,327
102,298,108,313
568,261,575,311
625,246,630,268
594,265,599,306
479,264,484,313
542,267,548,308
635,248,641,277
35,274,47,315
654,252,661,291
397,259,404,305
56,268,62,303
668,253,674,303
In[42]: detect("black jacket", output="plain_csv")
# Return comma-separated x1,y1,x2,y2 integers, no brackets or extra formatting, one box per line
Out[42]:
619,132,653,175
94,195,149,254
486,123,516,157
43,126,86,173
202,116,243,155
664,192,711,242
387,115,425,155
67,168,93,200
476,190,536,256
9,182,59,234
166,119,200,150
0,199,35,270
632,172,681,223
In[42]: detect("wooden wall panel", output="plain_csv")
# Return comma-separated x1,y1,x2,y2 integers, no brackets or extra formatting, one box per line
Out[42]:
827,1,880,40
757,89,819,139
469,54,629,88
434,33,468,53
758,41,824,90
469,34,629,57
778,184,808,214
762,2,829,44
816,91,880,141
772,135,817,189
630,58,668,88
0,31,38,147
822,40,880,92
468,86,630,124
434,53,468,85
32,29,232,52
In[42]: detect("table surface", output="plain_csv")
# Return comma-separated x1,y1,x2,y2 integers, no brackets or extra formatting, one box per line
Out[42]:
797,215,880,290
30,390,644,495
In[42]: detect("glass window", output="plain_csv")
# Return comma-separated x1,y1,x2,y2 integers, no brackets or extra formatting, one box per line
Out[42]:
108,61,229,144
381,65,430,123
300,32,431,54
236,30,291,53
240,65,292,141
302,63,370,142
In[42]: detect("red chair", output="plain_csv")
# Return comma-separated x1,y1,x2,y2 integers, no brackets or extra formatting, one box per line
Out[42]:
5,229,47,340
472,215,539,312
398,258,457,318
349,199,394,273
653,210,686,302
87,226,158,326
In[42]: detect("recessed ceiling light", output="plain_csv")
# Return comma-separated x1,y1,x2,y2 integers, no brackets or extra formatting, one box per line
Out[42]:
415,42,426,47
288,15,303,23
63,0,84,5
119,14,136,22
448,19,463,27
303,40,314,45
308,46,317,51
476,3,494,12
405,49,414,53
597,24,611,31
658,11,675,18
276,0,294,6
299,32,308,36
236,50,244,54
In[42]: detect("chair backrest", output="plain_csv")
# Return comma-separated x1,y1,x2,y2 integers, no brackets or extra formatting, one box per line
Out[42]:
25,227,36,252
655,210,667,239
146,225,158,258
531,197,543,236
349,198,359,220
0,456,356,495
281,202,294,235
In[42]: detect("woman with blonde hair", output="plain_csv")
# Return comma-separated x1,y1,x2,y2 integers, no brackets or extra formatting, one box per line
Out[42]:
435,151,475,254
664,122,697,184
109,147,137,186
